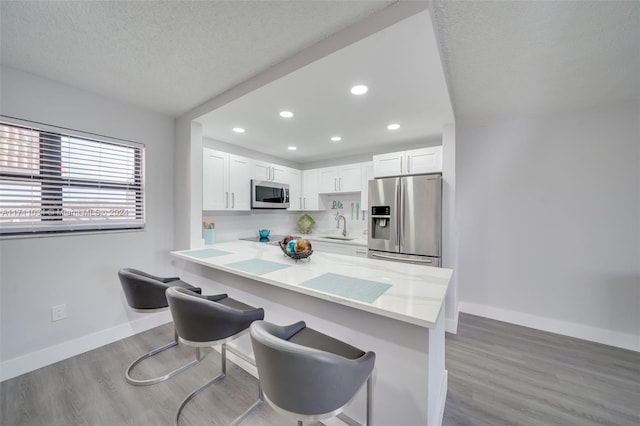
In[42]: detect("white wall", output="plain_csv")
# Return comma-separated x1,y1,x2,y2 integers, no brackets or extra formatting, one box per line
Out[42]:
456,101,640,350
0,67,176,380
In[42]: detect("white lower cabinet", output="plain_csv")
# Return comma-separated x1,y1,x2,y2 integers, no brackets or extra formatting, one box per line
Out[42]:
203,148,251,211
309,240,368,258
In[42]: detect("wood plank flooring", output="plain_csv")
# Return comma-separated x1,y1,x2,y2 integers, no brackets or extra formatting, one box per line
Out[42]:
1,313,638,425
443,314,640,426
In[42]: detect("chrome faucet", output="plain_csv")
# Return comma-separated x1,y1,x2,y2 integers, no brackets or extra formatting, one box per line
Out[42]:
336,214,347,237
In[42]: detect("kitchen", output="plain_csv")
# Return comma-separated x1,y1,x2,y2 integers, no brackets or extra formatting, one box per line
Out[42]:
171,9,455,424
191,9,453,262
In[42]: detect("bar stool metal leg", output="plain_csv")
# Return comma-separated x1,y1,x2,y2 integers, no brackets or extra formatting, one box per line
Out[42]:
174,347,220,426
126,328,200,386
230,386,264,426
175,344,265,426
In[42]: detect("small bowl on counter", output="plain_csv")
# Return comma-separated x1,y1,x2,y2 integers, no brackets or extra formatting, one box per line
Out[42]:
279,236,313,262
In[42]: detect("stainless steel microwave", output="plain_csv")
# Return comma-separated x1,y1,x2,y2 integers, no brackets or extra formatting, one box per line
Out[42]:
251,179,290,209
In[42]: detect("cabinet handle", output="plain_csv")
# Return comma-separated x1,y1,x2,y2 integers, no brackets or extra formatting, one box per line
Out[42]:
407,156,411,174
303,198,306,209
400,157,403,174
339,177,342,190
225,192,229,208
232,192,235,208
270,167,273,181
334,178,337,191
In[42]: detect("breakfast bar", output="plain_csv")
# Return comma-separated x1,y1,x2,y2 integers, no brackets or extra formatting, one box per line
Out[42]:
171,240,452,425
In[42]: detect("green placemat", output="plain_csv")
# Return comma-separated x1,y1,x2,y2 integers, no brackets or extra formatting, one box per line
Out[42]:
183,248,231,259
225,259,291,275
300,273,391,303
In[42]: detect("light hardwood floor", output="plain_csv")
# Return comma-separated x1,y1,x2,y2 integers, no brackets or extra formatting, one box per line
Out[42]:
1,313,638,425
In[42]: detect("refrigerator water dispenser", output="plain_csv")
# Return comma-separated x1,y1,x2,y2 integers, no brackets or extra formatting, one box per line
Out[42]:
371,206,391,240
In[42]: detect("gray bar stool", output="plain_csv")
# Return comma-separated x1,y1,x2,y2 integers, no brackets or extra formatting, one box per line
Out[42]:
249,320,376,426
165,286,265,426
118,268,206,386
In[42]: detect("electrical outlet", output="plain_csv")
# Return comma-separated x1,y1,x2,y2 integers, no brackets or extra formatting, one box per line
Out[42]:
51,304,67,321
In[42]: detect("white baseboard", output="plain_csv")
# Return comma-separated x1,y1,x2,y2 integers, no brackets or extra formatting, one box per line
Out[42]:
0,311,172,382
459,302,640,352
445,312,459,334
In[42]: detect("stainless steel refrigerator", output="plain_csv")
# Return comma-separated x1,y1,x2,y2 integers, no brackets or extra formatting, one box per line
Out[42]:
367,174,441,266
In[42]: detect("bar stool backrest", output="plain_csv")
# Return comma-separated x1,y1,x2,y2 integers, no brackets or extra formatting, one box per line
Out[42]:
118,268,177,310
250,320,375,418
166,286,264,344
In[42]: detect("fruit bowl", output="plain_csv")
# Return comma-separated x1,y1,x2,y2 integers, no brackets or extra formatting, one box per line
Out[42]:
278,241,313,262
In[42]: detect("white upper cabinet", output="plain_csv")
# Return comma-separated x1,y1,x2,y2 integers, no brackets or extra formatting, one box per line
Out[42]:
253,160,286,182
373,146,442,177
360,161,373,213
203,148,251,211
228,154,252,210
203,148,228,211
302,169,320,210
318,163,362,194
282,167,302,210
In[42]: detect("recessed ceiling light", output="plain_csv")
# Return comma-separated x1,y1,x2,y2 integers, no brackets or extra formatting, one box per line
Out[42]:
331,136,342,142
232,127,245,133
350,85,368,95
280,111,294,118
387,123,400,130
287,146,297,151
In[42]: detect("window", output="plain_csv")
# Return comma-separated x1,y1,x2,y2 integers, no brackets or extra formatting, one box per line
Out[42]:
0,118,145,236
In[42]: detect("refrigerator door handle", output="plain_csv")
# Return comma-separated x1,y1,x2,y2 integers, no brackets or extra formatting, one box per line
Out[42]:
397,178,404,248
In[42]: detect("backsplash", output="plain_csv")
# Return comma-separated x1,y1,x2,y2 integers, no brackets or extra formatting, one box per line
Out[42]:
202,210,299,241
202,193,368,242
306,194,368,237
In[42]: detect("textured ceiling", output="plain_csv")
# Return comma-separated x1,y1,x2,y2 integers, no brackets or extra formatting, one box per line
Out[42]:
431,0,640,124
0,0,394,117
3,0,636,137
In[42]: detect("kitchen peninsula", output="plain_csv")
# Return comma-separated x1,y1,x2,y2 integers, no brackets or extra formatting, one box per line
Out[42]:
171,240,452,426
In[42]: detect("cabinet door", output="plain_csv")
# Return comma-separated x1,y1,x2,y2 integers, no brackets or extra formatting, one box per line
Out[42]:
302,169,320,210
228,154,251,210
283,167,302,210
373,151,404,177
318,167,338,193
271,164,287,183
338,163,361,192
252,160,272,181
203,148,228,210
406,146,442,175
360,161,373,213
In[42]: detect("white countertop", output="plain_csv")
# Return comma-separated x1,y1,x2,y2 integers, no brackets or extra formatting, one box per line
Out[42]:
171,240,452,328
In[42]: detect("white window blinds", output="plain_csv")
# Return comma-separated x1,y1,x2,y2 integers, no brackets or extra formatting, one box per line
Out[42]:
0,118,145,236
